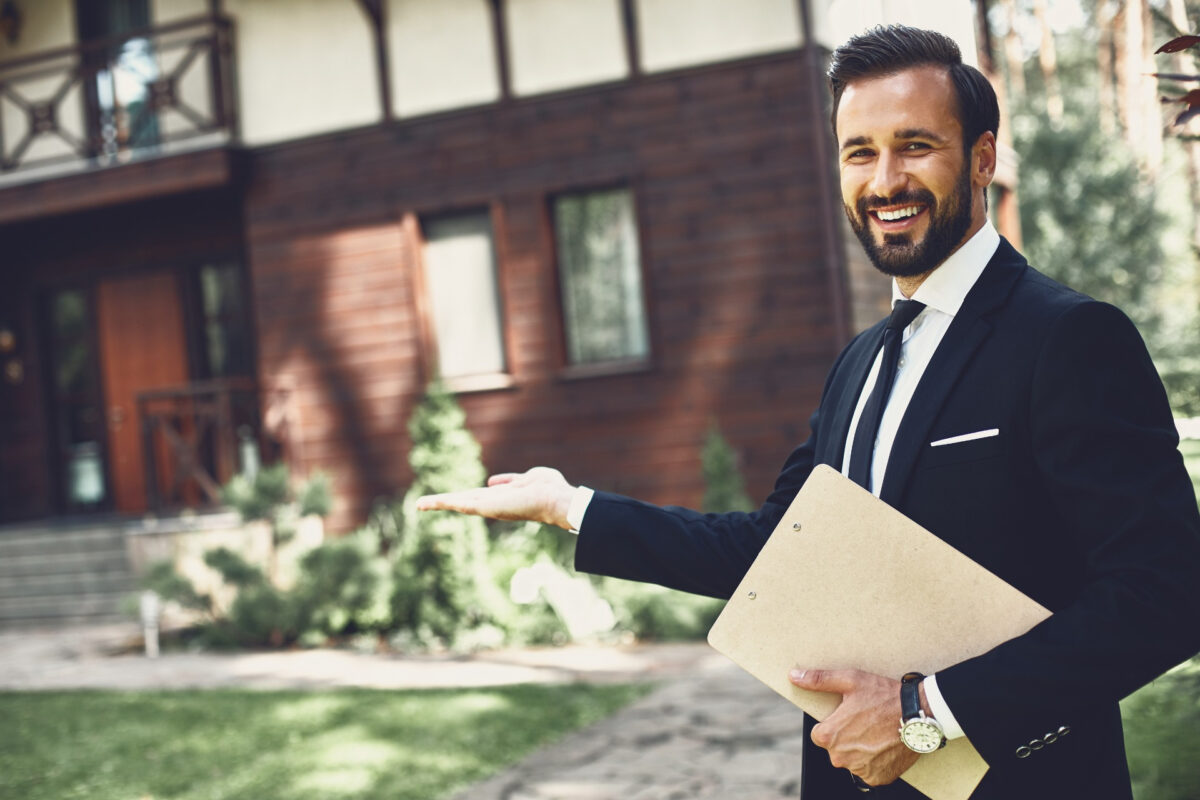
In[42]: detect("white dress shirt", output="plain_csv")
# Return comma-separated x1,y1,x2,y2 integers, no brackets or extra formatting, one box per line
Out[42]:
569,220,1003,742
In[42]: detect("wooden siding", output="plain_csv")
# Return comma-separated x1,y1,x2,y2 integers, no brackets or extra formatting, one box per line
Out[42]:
245,51,847,532
0,148,237,226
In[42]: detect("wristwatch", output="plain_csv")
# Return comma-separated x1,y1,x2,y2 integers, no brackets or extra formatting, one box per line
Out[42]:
899,672,946,753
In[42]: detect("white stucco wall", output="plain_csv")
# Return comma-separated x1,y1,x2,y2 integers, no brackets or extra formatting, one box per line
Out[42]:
505,0,628,96
0,0,84,167
225,0,382,146
811,0,980,67
0,0,74,61
636,0,802,74
152,0,210,25
388,0,499,117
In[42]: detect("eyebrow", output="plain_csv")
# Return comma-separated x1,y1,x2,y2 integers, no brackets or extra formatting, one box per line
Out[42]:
895,127,951,143
839,128,952,152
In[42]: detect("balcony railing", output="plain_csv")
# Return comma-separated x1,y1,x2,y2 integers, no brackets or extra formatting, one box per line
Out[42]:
0,15,235,176
137,377,260,513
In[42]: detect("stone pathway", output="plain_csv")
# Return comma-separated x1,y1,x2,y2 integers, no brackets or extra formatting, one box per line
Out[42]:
0,623,809,799
452,656,806,800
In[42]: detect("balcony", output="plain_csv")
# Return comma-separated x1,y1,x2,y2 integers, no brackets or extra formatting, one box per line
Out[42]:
0,15,237,224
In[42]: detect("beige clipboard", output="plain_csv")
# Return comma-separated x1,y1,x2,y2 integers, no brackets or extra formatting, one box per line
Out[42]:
707,464,1051,800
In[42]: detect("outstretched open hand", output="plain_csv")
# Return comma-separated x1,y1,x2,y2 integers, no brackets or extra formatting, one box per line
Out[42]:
415,466,576,529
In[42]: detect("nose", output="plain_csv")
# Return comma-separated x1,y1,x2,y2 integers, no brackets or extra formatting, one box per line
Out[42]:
869,151,907,200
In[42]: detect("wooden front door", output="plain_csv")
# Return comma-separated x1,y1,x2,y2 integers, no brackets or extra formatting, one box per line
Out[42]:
96,272,188,513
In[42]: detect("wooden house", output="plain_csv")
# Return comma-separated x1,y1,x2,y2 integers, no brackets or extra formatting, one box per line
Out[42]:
0,0,1008,626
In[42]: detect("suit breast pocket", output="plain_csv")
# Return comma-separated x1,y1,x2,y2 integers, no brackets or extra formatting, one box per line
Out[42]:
922,432,1005,468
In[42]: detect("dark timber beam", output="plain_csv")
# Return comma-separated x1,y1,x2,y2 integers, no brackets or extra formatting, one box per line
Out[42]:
356,0,395,121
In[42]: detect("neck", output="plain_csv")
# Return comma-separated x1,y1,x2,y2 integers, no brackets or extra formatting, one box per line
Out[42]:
895,272,932,298
896,214,988,298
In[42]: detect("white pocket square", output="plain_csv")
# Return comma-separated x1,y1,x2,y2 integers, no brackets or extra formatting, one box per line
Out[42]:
930,428,1000,447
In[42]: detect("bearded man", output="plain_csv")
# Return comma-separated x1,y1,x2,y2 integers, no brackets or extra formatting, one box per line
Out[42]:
418,25,1200,799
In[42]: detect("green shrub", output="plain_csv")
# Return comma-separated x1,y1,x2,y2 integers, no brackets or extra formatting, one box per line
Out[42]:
702,422,753,513
599,579,723,642
293,530,391,636
389,382,510,650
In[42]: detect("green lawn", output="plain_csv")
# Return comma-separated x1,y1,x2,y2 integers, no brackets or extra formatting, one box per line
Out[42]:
0,684,653,800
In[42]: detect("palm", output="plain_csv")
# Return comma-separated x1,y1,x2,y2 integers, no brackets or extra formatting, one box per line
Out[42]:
415,467,573,528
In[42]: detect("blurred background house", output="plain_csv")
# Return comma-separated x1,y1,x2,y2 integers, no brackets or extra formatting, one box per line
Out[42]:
0,0,1016,628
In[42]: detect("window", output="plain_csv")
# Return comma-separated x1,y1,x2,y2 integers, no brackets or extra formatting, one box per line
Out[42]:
420,212,507,381
553,188,649,366
197,263,253,379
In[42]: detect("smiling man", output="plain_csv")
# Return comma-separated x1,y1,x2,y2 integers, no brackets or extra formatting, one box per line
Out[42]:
417,25,1200,800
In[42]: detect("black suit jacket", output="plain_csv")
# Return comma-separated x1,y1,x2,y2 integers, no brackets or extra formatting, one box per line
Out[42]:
575,239,1200,799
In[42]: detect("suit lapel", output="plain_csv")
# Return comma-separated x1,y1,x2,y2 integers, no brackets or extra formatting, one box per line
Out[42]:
879,239,1027,508
822,324,886,469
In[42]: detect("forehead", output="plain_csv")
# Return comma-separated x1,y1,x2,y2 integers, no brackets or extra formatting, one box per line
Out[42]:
835,65,961,143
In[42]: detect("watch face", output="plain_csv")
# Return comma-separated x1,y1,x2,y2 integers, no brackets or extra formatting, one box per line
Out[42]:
901,720,945,753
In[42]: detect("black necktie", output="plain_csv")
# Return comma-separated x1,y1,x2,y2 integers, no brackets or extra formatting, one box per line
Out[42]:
847,299,926,490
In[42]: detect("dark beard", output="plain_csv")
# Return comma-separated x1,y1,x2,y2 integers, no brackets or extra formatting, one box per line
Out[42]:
845,165,973,278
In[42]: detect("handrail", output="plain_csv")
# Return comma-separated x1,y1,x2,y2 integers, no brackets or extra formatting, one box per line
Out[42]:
0,15,236,174
137,377,260,512
0,14,228,72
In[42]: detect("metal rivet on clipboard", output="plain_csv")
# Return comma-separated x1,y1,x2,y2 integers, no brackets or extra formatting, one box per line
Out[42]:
792,522,802,531
747,591,757,599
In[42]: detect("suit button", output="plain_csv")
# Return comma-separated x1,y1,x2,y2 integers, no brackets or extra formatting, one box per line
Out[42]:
1015,745,1032,758
1043,732,1058,744
1057,725,1071,737
1029,739,1045,751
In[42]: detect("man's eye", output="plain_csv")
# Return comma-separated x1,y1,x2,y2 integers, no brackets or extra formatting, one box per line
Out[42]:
904,142,931,151
846,149,874,160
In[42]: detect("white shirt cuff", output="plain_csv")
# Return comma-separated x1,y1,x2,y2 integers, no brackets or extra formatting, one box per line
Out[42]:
566,486,595,533
924,673,966,740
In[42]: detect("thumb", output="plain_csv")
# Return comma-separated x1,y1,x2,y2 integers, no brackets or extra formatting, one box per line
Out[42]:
788,668,860,694
487,473,519,486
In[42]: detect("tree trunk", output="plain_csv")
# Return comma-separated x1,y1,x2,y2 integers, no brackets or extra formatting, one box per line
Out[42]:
1032,0,1064,126
1168,0,1200,254
1097,0,1118,135
1117,0,1162,171
1001,0,1026,100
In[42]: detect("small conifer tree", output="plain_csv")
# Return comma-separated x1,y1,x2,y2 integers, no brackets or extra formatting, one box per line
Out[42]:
701,422,753,513
390,382,506,649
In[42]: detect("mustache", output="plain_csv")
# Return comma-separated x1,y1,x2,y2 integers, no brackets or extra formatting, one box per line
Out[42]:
858,189,937,214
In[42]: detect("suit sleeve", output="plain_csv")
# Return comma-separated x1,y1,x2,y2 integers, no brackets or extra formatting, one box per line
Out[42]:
935,301,1200,765
572,331,876,599
574,430,817,599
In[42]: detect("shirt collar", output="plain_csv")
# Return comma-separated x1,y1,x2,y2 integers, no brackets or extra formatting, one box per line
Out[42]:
890,220,1000,318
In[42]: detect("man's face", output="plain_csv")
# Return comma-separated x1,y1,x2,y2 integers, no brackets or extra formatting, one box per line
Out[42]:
835,66,985,278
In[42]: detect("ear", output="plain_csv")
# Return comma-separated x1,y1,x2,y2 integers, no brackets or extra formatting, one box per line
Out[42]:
971,131,998,189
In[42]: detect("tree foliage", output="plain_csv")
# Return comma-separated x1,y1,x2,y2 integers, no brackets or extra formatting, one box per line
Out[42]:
388,381,506,649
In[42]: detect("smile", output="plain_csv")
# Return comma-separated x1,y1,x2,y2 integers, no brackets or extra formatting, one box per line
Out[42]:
873,205,924,221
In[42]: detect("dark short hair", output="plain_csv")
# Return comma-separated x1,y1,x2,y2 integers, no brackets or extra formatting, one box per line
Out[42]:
826,25,999,151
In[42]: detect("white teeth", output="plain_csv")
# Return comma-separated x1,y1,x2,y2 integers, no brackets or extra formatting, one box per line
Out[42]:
875,206,922,221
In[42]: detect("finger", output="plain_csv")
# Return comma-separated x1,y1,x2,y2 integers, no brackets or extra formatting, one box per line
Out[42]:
415,489,490,513
415,492,465,511
788,668,862,694
810,720,833,749
487,473,520,487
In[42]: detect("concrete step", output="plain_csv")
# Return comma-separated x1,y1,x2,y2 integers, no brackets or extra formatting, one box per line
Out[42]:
0,521,136,630
0,568,134,599
0,550,130,578
0,525,125,556
0,590,132,622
